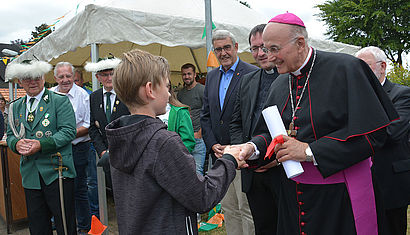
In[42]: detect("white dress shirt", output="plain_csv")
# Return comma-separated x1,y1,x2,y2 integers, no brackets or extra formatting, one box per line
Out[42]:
50,84,90,144
25,88,45,118
102,87,116,114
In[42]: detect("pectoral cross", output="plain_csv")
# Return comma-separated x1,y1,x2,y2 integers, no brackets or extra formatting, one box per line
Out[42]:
287,121,297,137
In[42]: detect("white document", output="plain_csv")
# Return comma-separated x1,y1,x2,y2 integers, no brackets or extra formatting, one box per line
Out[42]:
262,105,304,178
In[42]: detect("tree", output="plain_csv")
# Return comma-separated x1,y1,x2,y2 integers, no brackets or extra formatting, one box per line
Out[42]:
10,39,27,47
31,23,53,42
388,63,410,86
237,0,251,8
316,0,409,65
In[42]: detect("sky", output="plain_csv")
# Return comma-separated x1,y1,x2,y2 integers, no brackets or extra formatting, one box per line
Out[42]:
0,0,328,43
0,0,407,66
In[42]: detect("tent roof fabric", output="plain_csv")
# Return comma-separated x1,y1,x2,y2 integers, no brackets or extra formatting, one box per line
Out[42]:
9,0,360,83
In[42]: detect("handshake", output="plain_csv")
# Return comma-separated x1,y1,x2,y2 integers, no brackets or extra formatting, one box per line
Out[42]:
216,143,257,169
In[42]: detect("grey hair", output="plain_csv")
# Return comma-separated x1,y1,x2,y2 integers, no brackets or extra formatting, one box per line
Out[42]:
212,30,237,45
355,46,387,63
290,25,309,47
54,62,75,76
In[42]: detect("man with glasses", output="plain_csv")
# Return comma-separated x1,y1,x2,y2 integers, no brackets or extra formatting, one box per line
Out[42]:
51,62,92,234
5,60,77,234
230,24,280,235
237,13,398,234
85,56,130,191
356,46,410,235
201,29,258,235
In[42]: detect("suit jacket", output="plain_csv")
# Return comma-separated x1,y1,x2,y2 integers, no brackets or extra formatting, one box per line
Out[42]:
7,89,77,189
373,79,410,209
201,59,258,159
230,68,280,193
89,88,130,156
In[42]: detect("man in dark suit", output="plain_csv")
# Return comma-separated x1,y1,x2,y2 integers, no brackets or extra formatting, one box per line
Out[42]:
356,46,410,235
85,57,130,187
230,24,280,235
200,29,258,235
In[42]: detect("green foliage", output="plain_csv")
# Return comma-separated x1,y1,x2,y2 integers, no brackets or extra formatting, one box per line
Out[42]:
316,0,410,65
387,63,410,86
31,23,53,42
236,0,251,8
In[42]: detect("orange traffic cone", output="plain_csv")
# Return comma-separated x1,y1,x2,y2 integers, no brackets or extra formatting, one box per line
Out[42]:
88,215,107,235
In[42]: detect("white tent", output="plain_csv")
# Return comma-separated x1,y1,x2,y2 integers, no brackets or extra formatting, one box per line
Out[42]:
9,0,360,84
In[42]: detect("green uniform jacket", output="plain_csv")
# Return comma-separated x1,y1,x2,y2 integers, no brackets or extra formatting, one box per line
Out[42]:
168,104,196,153
7,89,77,189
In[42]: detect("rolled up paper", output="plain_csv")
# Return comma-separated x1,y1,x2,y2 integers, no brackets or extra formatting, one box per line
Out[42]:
262,105,304,178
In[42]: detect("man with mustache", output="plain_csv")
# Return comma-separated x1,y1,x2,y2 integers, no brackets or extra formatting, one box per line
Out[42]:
200,29,258,235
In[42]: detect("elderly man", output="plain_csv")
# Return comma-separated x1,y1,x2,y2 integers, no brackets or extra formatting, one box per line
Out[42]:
50,62,91,234
230,24,280,235
200,29,258,235
177,63,206,175
238,13,398,235
85,56,130,189
5,60,77,234
356,46,410,235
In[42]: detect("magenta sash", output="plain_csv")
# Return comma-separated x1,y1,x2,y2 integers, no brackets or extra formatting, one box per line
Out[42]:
292,158,378,235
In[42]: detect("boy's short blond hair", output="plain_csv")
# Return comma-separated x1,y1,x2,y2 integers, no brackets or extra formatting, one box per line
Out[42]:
113,49,170,107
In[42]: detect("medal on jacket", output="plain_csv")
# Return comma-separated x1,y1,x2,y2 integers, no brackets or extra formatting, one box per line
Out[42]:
27,113,35,122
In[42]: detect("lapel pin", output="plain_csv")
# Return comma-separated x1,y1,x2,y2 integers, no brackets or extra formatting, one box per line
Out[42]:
40,107,43,112
115,100,119,105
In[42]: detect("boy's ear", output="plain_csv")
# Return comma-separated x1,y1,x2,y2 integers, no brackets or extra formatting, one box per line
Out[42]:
145,82,155,100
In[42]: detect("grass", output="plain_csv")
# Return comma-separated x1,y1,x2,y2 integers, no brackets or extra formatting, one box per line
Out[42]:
200,208,410,235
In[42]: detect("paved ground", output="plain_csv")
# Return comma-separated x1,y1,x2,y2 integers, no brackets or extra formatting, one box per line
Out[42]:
0,193,119,235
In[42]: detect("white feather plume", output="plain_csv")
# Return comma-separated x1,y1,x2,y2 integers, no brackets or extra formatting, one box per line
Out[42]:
5,61,52,82
84,58,121,72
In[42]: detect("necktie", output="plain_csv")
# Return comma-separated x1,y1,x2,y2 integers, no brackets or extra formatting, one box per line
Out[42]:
27,97,36,126
106,92,112,122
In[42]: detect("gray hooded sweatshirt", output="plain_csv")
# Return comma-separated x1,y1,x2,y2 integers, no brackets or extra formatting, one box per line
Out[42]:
106,115,237,235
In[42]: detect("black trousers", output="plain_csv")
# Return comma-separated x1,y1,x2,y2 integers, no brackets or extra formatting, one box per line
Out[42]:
246,168,280,235
385,206,408,235
24,175,77,235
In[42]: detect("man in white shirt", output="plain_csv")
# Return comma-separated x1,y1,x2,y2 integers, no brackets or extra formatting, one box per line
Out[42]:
51,62,91,234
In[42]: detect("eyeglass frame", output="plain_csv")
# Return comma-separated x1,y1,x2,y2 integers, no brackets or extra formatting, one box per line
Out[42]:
97,71,114,78
213,44,233,54
261,37,299,55
249,45,265,53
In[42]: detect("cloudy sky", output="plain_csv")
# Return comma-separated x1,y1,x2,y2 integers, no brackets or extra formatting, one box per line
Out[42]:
0,0,328,44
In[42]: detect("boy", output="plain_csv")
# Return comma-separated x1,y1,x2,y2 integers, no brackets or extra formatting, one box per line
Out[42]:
105,49,246,234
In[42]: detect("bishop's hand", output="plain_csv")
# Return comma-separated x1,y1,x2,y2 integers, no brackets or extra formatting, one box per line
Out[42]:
223,145,248,169
274,135,309,163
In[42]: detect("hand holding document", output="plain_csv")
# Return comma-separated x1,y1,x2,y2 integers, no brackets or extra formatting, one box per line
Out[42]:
262,105,304,178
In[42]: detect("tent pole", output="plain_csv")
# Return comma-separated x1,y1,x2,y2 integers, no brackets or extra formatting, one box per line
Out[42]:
91,44,100,92
8,82,13,101
205,0,213,73
189,48,202,75
91,43,109,235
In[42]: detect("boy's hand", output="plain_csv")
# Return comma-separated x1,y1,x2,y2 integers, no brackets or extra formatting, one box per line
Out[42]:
224,145,248,169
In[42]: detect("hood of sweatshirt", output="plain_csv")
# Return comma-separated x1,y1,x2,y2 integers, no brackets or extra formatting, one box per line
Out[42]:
105,115,167,174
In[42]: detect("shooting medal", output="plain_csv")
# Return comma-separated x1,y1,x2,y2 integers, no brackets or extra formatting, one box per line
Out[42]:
42,119,50,127
27,113,35,122
45,131,52,137
36,131,44,138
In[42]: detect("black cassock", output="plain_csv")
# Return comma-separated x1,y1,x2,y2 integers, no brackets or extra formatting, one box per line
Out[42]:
251,49,398,235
